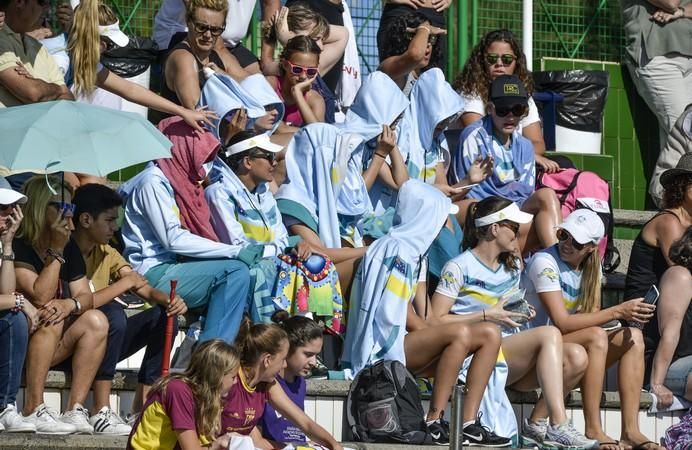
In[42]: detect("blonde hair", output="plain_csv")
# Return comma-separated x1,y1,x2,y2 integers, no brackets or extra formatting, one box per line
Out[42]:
69,0,102,96
185,0,228,25
98,3,118,25
577,248,602,313
149,340,240,439
262,3,330,45
17,176,72,246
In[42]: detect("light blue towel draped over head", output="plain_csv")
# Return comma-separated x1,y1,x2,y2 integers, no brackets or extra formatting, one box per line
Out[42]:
240,73,285,134
342,180,453,377
198,73,267,140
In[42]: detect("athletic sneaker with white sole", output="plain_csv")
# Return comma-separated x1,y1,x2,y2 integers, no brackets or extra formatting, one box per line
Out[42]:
89,407,132,435
462,414,512,447
0,404,37,432
59,403,94,434
23,404,77,435
521,417,548,448
544,420,598,449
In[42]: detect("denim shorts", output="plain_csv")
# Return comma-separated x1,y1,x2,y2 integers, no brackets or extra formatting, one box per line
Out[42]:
664,354,692,396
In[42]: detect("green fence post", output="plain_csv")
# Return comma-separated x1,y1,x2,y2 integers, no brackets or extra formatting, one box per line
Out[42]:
471,0,478,47
459,0,468,73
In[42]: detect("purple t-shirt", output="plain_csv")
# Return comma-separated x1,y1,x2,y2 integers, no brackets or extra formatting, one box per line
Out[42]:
260,375,307,443
221,367,270,435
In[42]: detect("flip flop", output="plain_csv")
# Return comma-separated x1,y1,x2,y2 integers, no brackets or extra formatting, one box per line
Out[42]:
632,441,658,450
598,440,621,450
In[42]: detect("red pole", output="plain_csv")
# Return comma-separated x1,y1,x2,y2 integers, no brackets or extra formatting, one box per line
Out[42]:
161,279,178,377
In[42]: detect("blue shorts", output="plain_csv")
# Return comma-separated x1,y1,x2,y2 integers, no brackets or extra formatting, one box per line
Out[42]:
664,354,692,396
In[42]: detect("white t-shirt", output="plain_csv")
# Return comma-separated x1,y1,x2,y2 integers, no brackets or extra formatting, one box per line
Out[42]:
460,93,540,133
153,0,257,50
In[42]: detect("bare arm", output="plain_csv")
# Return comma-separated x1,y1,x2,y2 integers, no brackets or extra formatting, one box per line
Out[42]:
646,0,680,12
654,215,686,266
460,112,483,127
176,429,230,450
213,38,250,81
0,206,22,295
378,26,431,82
430,291,486,324
0,64,73,104
164,50,204,110
292,84,325,124
287,224,366,264
317,25,349,74
260,0,281,71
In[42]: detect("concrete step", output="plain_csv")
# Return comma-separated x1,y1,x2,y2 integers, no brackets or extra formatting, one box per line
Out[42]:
613,209,654,227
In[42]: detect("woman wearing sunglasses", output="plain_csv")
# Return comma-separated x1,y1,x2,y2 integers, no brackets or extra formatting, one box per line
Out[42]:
450,75,562,255
524,209,660,450
265,35,326,127
454,29,559,174
430,196,596,448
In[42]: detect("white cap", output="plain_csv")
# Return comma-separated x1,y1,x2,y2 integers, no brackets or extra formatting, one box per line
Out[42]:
558,209,605,245
98,21,129,48
0,177,27,205
474,202,533,227
449,203,459,215
224,133,283,157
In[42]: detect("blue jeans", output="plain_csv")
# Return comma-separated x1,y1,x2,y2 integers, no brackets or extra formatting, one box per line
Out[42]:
146,259,250,343
0,311,28,408
665,354,692,397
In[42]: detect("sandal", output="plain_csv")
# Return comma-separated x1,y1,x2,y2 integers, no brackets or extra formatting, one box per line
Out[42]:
632,441,659,450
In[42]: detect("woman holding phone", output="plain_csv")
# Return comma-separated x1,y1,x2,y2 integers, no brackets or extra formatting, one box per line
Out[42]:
524,209,660,450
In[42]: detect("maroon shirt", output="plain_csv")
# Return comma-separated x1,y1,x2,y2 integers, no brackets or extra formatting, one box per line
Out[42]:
221,367,271,435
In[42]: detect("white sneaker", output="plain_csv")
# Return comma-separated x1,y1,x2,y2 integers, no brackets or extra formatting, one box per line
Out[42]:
89,407,132,435
59,403,94,434
23,404,76,435
0,404,37,432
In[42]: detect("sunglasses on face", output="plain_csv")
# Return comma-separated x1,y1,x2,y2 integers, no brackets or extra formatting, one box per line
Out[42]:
192,21,225,37
486,53,517,66
249,150,276,163
0,203,16,212
494,104,528,118
498,221,520,236
49,201,76,216
557,229,587,251
284,60,319,77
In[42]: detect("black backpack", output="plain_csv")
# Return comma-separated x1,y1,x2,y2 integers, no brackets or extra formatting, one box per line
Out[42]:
346,360,432,444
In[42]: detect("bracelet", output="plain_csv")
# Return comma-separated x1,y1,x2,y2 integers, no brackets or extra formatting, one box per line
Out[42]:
417,25,432,34
11,292,24,313
46,248,66,265
482,310,486,321
1,252,14,261
374,152,387,159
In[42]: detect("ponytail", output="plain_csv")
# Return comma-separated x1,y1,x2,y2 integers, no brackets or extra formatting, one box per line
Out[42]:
69,0,101,96
271,310,323,356
577,249,601,313
235,318,288,366
462,202,480,251
462,196,520,272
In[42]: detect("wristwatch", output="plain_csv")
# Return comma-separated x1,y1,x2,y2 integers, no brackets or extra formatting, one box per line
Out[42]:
71,297,81,315
46,248,66,264
1,252,14,261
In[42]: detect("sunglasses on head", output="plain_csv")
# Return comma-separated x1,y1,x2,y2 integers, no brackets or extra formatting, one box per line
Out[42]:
494,104,528,118
49,201,76,216
192,21,225,37
486,53,517,66
557,229,588,251
284,60,319,78
249,150,276,163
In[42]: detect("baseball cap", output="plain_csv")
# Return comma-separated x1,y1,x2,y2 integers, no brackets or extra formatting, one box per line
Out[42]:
474,202,533,227
0,177,27,206
224,133,283,158
558,209,605,245
99,21,130,48
489,74,528,110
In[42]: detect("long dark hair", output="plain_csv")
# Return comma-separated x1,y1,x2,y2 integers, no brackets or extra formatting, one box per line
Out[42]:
462,196,520,271
378,12,443,71
279,35,322,77
271,310,323,356
662,173,692,209
453,29,533,102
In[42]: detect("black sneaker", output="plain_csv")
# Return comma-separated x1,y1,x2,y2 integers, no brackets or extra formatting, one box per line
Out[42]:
427,417,450,445
462,415,512,447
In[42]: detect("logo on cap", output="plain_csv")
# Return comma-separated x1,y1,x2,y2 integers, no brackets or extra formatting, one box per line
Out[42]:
577,215,587,223
504,84,519,95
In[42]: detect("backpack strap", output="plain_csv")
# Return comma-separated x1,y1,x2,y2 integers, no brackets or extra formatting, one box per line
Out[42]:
558,170,583,204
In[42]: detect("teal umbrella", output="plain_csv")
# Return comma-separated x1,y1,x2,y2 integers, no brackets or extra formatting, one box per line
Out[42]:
0,100,172,176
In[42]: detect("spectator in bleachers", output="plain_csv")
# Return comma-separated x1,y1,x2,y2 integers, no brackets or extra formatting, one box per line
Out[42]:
430,196,596,449
225,319,342,449
71,183,188,434
118,117,250,344
266,36,326,127
623,0,692,204
161,0,248,111
377,0,450,71
154,0,277,74
650,103,692,207
524,209,659,450
646,227,692,409
377,12,445,95
68,0,214,132
127,339,239,450
0,0,74,107
343,180,512,447
453,29,559,174
625,154,692,307
449,75,561,254
14,175,107,434
0,178,36,433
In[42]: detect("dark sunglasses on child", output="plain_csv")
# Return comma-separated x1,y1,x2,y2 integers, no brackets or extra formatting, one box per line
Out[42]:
557,229,587,250
249,150,276,163
285,60,319,78
486,53,517,65
495,104,528,118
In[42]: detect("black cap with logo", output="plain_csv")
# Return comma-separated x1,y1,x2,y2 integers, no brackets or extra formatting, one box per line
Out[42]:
489,74,528,109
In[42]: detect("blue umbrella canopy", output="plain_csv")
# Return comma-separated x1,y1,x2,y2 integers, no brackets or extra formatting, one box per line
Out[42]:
0,100,172,176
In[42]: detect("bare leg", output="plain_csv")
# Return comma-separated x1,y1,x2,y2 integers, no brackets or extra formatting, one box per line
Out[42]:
131,384,151,414
51,311,109,410
23,322,64,415
405,322,501,422
92,380,112,411
607,328,659,449
502,326,568,424
519,188,561,253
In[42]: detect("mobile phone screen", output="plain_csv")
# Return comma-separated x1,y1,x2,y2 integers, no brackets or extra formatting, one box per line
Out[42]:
643,285,659,305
